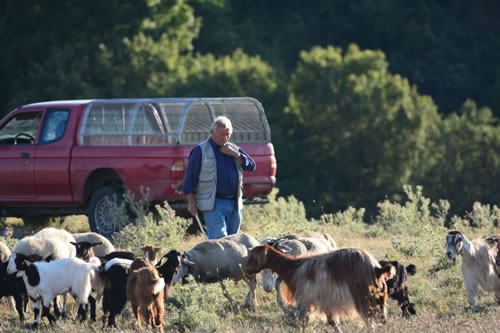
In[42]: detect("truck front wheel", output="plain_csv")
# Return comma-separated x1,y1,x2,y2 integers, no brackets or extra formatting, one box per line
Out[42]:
88,186,123,239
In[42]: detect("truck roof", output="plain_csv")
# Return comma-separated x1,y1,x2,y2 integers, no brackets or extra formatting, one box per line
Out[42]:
24,97,257,108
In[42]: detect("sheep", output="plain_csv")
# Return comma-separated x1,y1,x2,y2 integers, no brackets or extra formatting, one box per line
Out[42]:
445,230,500,305
223,232,260,249
0,261,28,322
281,231,337,250
173,236,258,312
7,253,100,328
246,244,395,331
0,240,11,262
72,232,115,257
260,232,337,307
100,259,133,328
126,258,165,332
378,260,417,317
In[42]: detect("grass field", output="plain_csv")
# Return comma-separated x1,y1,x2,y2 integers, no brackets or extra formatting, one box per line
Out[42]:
0,188,499,332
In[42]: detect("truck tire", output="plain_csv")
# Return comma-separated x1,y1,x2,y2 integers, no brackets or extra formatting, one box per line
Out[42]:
88,186,123,239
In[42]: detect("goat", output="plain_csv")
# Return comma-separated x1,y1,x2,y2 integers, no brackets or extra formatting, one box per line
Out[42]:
246,244,395,331
0,261,28,322
127,258,165,332
378,260,417,317
173,237,258,312
156,250,194,298
445,230,500,305
7,253,99,328
99,259,133,328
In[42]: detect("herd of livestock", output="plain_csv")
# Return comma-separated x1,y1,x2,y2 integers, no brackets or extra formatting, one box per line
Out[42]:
0,227,499,332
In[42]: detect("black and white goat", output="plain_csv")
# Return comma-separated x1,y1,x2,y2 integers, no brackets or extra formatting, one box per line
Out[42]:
445,230,500,305
7,253,100,328
378,260,417,317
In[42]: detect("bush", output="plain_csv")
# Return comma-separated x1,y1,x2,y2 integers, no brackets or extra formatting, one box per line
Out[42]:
374,185,450,234
112,201,190,251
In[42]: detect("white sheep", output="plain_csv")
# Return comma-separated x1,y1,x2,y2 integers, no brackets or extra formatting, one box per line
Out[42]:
73,232,115,257
173,234,258,312
7,253,100,328
445,230,500,305
0,240,11,263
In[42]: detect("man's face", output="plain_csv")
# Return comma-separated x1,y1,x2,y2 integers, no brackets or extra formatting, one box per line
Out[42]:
211,125,232,146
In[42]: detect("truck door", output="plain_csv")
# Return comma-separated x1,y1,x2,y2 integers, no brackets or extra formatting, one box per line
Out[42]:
0,111,42,199
34,108,73,202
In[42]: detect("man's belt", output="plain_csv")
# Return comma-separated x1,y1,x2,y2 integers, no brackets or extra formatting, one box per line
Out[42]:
216,194,236,200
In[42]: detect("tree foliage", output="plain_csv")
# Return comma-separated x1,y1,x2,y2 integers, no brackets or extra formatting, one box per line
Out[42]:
282,45,439,216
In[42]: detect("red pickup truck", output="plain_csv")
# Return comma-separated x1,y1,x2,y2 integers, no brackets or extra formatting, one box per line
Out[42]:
0,98,276,237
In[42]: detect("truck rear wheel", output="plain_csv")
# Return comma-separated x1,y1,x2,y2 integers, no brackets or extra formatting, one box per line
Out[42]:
88,186,123,239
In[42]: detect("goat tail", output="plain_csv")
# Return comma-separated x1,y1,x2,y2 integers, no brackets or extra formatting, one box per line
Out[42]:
406,264,417,276
153,278,165,295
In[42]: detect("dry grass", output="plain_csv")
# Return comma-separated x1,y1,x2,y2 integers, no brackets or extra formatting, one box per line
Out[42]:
1,209,499,332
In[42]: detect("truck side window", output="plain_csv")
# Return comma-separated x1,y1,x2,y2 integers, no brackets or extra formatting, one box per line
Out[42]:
40,109,70,144
0,111,42,145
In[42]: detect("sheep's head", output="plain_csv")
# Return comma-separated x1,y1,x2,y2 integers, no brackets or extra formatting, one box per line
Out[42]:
172,253,195,285
445,230,464,265
71,241,102,261
246,245,270,275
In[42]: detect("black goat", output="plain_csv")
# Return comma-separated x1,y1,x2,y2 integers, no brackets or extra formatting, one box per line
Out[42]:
100,260,131,328
0,261,29,322
379,260,417,317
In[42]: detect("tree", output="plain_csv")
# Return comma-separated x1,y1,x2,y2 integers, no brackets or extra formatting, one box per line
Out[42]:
418,100,500,216
282,44,440,217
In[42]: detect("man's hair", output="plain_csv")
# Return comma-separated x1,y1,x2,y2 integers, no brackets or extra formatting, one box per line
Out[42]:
210,116,233,132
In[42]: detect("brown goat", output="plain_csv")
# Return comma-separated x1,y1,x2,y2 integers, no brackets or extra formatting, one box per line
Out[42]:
246,245,395,332
126,259,165,332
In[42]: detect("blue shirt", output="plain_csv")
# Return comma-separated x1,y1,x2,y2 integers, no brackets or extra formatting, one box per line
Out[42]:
183,138,256,197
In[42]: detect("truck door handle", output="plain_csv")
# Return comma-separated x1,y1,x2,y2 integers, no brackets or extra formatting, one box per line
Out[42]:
20,152,30,158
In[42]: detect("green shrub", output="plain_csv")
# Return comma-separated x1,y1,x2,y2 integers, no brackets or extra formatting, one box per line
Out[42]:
112,201,190,251
463,202,500,229
374,185,450,234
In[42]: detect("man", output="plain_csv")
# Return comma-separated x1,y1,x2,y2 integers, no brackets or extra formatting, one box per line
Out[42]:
183,116,256,239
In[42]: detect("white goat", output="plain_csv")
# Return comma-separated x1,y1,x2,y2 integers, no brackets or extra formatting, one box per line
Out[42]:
445,230,500,305
7,253,99,328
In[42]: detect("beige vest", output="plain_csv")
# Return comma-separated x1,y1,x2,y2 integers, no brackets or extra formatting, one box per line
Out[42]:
196,139,243,211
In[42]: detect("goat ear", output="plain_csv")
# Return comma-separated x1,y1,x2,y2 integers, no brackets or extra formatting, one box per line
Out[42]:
181,254,194,266
91,242,102,247
71,242,78,247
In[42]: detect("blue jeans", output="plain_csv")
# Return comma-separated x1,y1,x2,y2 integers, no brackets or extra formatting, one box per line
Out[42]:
202,198,241,239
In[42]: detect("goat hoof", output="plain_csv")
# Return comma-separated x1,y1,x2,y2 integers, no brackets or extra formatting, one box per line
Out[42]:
31,323,39,329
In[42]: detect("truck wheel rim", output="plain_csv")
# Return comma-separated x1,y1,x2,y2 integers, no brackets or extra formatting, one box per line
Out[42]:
95,198,115,233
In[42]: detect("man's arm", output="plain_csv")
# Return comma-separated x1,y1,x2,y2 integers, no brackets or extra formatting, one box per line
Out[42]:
220,143,256,171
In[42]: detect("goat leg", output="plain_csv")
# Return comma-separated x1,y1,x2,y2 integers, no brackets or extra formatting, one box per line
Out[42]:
88,295,96,321
219,281,239,314
13,293,25,322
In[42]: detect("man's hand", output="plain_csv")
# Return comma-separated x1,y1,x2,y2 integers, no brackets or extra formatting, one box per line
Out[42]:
219,144,239,157
186,193,198,217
